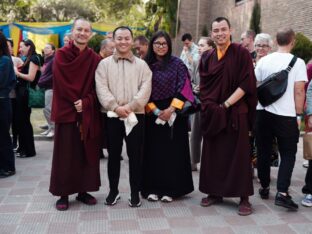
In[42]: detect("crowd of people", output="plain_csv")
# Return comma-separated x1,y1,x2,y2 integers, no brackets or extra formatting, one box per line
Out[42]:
1,16,312,216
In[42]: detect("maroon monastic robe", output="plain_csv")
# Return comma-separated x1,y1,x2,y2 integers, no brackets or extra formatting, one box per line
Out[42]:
49,42,102,196
199,43,257,197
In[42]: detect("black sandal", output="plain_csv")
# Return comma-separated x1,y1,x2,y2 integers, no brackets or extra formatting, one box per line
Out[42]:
76,192,97,205
56,196,69,211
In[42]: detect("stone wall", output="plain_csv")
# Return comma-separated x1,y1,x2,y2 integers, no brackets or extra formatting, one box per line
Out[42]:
261,0,312,40
175,0,312,53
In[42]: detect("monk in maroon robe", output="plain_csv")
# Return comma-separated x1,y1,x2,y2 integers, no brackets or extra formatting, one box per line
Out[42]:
199,17,257,216
49,18,102,211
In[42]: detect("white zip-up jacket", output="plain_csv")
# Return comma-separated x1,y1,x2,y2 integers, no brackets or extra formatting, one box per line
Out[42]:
95,52,152,114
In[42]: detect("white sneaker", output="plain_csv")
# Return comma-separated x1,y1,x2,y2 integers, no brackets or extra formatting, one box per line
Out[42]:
147,194,159,201
46,131,54,138
303,160,309,168
302,194,312,207
161,195,173,202
40,130,50,135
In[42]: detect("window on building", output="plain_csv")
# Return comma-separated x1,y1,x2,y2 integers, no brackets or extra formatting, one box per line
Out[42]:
235,0,244,4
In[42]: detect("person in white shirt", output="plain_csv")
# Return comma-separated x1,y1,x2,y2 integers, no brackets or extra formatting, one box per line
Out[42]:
255,28,307,211
180,33,199,72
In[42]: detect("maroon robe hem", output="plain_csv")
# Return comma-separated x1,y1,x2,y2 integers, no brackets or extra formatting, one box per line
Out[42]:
49,123,101,196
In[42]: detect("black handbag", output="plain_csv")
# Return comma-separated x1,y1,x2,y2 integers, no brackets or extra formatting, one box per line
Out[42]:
257,56,297,107
177,95,201,116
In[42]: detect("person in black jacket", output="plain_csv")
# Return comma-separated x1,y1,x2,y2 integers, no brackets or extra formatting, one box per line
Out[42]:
0,32,16,178
13,39,42,158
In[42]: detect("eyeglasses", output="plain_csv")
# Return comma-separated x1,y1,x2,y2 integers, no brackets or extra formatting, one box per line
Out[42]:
255,44,270,48
153,42,168,48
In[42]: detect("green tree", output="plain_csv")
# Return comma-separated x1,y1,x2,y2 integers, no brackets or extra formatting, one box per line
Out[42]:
249,1,261,34
88,33,104,53
291,33,312,63
31,0,99,22
0,0,33,22
201,25,208,37
145,0,178,37
94,0,142,22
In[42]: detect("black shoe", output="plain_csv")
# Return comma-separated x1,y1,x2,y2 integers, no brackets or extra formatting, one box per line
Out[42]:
16,152,36,158
128,193,141,207
14,147,22,154
105,191,120,206
40,124,49,130
13,146,19,153
99,151,105,159
275,192,298,211
259,187,269,199
0,170,16,178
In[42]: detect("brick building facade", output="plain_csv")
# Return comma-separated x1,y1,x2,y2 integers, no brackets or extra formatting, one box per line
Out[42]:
174,0,312,54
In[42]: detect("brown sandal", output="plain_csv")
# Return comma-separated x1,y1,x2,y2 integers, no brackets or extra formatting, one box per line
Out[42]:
238,200,252,216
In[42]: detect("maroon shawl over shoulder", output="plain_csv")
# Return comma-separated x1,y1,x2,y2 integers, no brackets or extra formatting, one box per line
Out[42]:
51,42,101,164
199,43,257,137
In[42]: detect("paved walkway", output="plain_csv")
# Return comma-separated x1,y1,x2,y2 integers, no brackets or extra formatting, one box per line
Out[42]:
0,139,312,234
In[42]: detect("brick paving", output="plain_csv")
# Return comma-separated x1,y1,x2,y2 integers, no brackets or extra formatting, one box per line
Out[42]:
1,139,312,234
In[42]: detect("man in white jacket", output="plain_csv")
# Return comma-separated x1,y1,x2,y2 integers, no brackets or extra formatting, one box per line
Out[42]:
95,26,152,208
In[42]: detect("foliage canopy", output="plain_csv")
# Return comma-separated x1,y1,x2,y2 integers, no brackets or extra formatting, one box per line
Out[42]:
0,0,179,37
291,33,312,64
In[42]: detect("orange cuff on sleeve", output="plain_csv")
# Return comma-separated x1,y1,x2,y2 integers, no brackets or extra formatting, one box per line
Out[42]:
171,98,184,110
146,102,157,113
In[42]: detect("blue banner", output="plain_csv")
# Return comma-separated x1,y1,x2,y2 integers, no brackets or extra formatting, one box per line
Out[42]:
0,24,10,38
13,23,72,35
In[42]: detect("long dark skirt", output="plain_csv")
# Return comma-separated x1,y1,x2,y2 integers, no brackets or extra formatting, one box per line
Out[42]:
141,100,194,198
49,122,101,196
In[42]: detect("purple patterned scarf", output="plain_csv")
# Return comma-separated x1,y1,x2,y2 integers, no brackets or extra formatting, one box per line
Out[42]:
149,56,194,102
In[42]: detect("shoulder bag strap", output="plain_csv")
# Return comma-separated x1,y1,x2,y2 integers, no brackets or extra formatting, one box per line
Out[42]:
286,56,297,73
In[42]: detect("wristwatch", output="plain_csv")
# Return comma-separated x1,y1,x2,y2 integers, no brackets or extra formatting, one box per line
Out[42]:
223,101,231,109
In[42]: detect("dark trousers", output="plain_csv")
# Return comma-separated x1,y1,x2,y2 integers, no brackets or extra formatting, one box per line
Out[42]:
16,86,36,156
302,160,312,194
256,110,299,193
0,98,15,171
106,114,144,194
10,98,18,148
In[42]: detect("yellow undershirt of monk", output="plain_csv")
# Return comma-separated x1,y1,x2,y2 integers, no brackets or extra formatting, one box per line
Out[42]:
217,41,231,61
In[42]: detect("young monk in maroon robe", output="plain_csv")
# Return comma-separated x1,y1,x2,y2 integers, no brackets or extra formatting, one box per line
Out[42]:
49,18,102,211
199,17,257,216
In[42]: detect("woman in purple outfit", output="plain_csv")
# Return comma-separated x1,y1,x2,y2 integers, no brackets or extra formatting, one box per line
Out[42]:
141,31,194,202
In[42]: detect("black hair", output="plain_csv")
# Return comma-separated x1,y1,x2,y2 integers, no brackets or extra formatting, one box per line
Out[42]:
46,43,56,51
113,26,133,39
245,30,256,40
181,33,192,41
0,32,10,57
21,39,37,69
134,35,149,45
211,17,231,29
145,31,172,69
